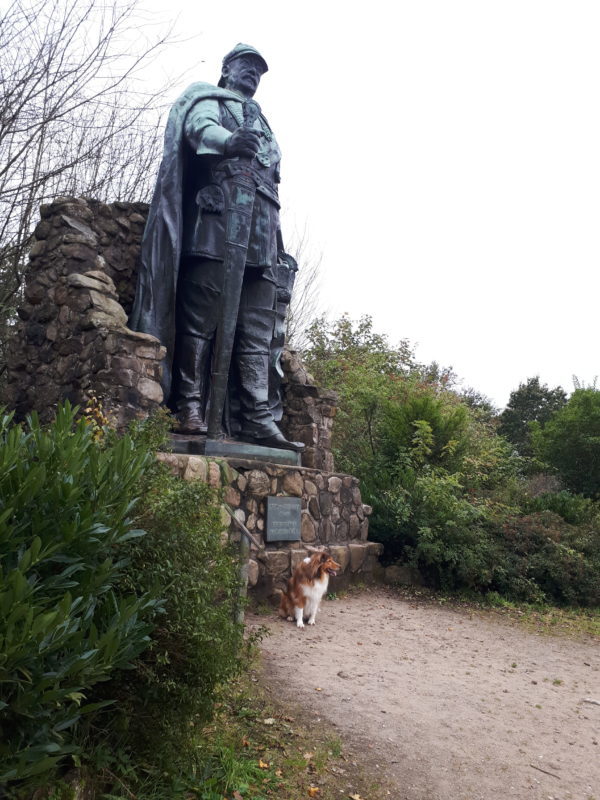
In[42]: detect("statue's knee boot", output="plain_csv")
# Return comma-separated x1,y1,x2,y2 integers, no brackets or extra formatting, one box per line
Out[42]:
236,353,304,452
236,353,280,437
172,334,211,434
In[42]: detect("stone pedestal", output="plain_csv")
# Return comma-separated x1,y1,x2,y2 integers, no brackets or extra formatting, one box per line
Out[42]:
158,452,383,599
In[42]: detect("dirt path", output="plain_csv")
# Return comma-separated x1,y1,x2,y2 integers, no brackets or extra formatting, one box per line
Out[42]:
247,588,600,800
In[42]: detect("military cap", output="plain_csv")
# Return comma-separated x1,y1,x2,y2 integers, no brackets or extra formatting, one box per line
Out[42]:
218,43,269,87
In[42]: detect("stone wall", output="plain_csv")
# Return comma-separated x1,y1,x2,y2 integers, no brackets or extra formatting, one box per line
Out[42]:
159,452,383,598
5,197,165,428
6,197,337,471
279,350,336,472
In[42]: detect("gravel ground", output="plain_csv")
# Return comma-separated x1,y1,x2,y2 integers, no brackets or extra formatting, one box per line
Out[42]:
247,587,600,800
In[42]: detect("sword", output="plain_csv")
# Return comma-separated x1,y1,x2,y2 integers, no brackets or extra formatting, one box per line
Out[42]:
206,99,262,439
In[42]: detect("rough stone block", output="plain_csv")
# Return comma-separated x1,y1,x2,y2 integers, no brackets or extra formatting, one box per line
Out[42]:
328,545,350,572
349,543,367,573
224,485,241,506
183,456,208,483
282,470,303,497
328,476,342,493
336,520,349,541
304,479,318,496
318,491,332,516
137,377,163,404
320,517,334,543
246,469,270,496
308,496,320,519
300,512,316,542
67,272,116,294
265,550,290,576
349,514,361,539
207,460,221,488
246,513,257,530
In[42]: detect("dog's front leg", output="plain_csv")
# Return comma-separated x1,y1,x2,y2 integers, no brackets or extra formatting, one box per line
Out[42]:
307,606,318,625
294,606,305,628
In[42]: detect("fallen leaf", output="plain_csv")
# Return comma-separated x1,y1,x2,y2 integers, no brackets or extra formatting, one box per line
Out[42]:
258,759,270,769
275,768,283,777
315,687,322,692
308,788,320,797
284,715,295,722
242,737,250,747
349,794,364,800
233,792,244,800
303,752,315,760
262,717,276,725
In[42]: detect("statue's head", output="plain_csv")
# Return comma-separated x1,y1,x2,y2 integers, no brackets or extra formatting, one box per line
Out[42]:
218,43,268,98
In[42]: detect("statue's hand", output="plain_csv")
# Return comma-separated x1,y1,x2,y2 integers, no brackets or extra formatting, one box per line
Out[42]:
224,128,261,158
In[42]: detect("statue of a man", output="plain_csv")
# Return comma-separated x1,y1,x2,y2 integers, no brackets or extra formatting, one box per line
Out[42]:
130,44,302,452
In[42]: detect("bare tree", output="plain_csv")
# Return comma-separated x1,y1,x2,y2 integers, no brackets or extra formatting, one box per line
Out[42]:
0,0,176,376
284,225,324,351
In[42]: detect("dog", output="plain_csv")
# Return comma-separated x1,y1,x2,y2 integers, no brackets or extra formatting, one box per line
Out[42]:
279,550,341,628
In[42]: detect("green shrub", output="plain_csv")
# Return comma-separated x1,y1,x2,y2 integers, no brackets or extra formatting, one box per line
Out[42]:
0,404,156,784
524,490,597,525
82,413,244,778
492,512,600,606
372,468,495,590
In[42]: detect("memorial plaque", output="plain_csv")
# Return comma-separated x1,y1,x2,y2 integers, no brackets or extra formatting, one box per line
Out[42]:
266,496,302,542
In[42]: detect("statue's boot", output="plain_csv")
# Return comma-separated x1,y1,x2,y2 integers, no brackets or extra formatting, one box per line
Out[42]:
236,353,304,452
173,334,211,435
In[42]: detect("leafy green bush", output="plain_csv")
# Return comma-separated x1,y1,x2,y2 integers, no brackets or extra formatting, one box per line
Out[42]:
82,413,244,780
0,404,156,783
524,490,597,525
306,315,600,608
373,469,495,590
492,512,600,606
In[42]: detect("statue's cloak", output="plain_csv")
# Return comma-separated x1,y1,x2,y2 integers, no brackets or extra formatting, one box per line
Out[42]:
129,82,244,400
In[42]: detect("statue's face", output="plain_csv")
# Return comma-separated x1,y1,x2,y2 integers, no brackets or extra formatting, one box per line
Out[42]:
222,55,264,98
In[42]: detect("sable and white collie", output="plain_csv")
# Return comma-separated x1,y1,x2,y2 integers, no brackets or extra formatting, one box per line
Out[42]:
279,551,341,628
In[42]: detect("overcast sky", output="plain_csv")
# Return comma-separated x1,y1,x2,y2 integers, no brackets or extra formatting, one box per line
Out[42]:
138,0,600,408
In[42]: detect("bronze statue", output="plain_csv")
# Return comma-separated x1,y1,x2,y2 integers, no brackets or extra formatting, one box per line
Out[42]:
130,44,303,452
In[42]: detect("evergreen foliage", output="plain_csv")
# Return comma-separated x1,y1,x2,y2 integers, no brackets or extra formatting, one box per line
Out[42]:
0,406,244,797
0,404,155,782
88,411,244,774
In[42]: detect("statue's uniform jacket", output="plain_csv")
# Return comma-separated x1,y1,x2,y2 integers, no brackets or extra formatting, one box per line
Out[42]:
129,82,282,400
181,96,281,270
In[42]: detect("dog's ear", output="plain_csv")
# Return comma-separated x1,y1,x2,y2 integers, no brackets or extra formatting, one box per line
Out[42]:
320,552,329,562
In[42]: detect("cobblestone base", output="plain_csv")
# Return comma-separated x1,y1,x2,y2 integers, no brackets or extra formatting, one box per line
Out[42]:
158,452,383,598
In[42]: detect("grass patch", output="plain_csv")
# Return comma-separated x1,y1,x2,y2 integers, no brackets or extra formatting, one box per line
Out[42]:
190,659,392,800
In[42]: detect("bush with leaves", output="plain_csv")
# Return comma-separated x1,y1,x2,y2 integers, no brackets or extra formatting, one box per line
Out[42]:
81,410,244,783
0,404,156,784
492,512,600,606
305,315,600,606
